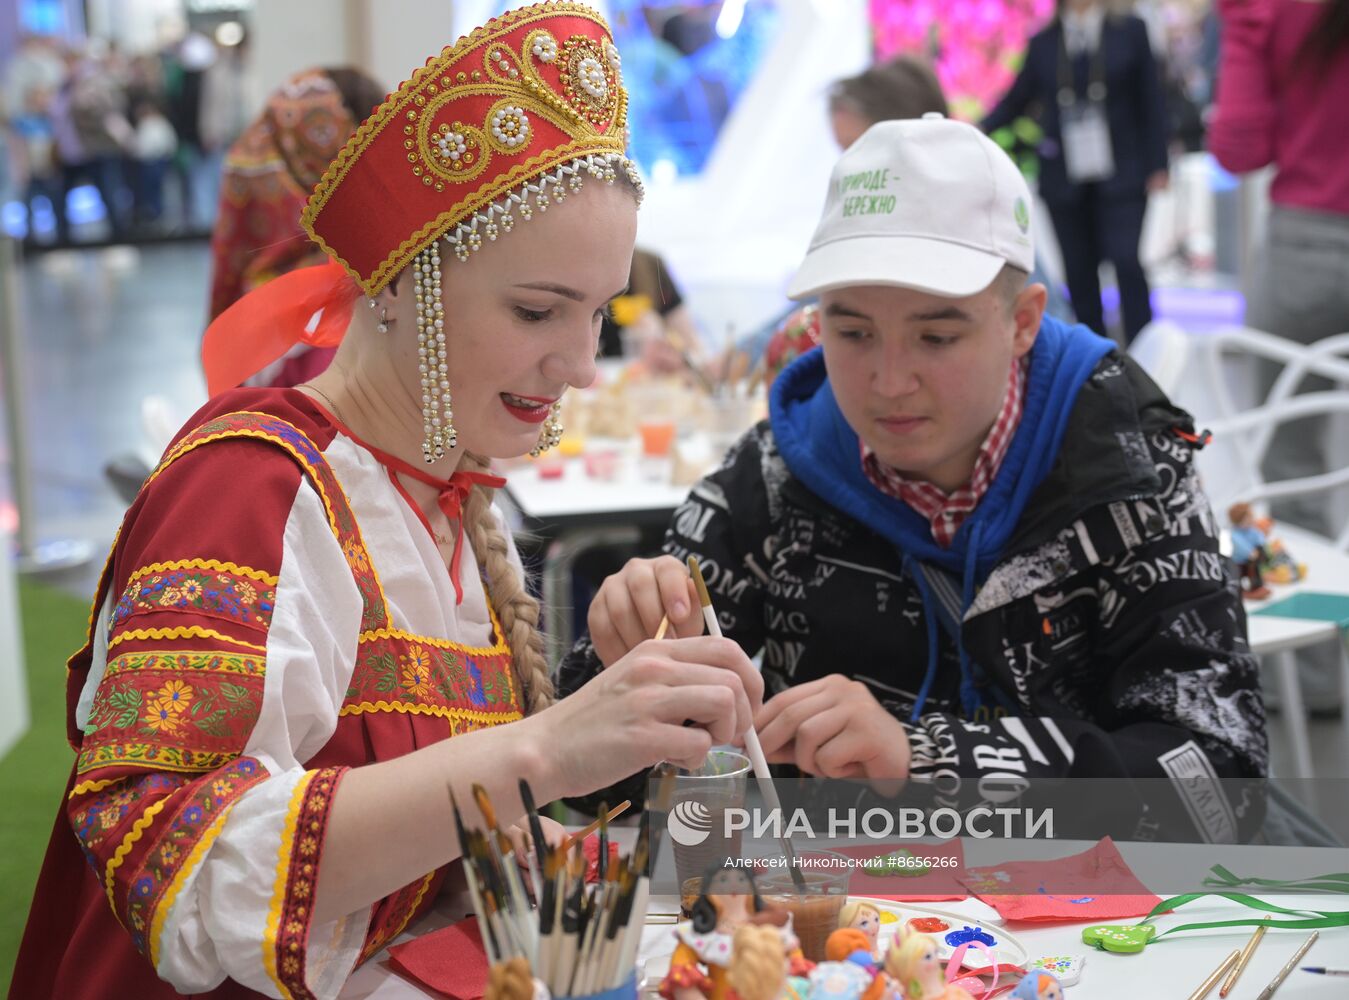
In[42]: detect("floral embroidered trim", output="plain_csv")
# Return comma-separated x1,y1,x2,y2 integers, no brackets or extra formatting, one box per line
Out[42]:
341,634,520,721
112,567,276,635
77,743,242,776
360,872,438,963
264,773,312,997
266,767,347,998
78,665,264,777
104,797,170,908
108,626,267,653
141,757,268,962
103,649,267,679
129,559,279,587
73,774,188,854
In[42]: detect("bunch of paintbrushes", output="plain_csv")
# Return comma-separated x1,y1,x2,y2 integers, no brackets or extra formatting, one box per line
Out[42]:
451,772,675,999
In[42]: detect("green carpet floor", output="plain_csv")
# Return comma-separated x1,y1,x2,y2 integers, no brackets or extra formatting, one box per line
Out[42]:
1,581,90,988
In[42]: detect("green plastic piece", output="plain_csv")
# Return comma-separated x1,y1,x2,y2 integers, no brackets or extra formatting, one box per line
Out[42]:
1081,924,1157,953
860,849,931,878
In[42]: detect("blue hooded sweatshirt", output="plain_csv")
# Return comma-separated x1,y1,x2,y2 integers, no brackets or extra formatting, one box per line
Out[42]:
768,314,1114,720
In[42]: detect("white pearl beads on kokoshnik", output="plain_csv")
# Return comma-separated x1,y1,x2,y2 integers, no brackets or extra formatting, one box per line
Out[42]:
415,245,454,463
411,237,566,462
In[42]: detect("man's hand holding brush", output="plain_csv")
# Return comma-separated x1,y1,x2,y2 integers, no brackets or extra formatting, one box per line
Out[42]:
587,555,706,667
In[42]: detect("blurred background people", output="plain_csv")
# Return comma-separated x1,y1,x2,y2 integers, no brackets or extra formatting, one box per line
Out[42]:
49,45,133,243
827,51,950,147
207,66,384,388
1209,0,1349,713
130,99,176,229
983,0,1171,344
4,35,65,246
598,246,702,370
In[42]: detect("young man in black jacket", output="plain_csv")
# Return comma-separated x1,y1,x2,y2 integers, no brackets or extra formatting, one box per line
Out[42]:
560,116,1266,842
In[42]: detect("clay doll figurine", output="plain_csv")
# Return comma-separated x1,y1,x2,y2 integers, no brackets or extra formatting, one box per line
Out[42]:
1228,502,1272,600
659,865,813,1000
800,928,888,1000
729,924,789,1000
1010,971,1065,999
883,933,975,1000
1254,515,1307,583
837,901,884,956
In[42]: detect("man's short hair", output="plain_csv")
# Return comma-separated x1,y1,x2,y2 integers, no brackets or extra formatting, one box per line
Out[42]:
995,264,1029,314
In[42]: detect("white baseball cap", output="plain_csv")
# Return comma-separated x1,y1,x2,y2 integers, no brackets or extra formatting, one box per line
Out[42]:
787,114,1035,300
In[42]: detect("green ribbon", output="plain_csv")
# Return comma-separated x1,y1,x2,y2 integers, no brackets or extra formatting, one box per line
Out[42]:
1134,867,1349,942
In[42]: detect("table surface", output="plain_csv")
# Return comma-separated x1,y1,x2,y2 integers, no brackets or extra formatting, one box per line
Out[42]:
503,441,691,524
341,837,1349,999
1244,525,1349,655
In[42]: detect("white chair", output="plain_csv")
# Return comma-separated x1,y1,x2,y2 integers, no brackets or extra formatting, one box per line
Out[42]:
1130,325,1349,781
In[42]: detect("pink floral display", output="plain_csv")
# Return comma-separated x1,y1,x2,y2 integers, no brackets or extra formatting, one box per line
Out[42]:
869,0,1055,119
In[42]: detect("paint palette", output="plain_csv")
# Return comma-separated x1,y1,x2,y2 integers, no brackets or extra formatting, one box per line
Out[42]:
871,899,1030,972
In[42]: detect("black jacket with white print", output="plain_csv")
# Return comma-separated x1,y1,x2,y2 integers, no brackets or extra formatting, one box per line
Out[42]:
558,354,1268,843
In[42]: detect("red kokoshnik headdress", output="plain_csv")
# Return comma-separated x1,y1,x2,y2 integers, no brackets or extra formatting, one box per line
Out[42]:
203,1,642,403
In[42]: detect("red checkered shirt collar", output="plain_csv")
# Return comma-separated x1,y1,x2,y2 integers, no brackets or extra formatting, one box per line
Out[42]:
862,358,1028,547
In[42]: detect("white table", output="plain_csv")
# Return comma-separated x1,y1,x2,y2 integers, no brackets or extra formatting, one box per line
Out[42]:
1244,525,1349,781
503,441,694,665
341,838,1349,999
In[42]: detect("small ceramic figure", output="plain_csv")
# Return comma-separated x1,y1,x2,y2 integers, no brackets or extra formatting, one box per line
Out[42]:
1228,503,1272,600
882,933,975,1000
658,865,813,1000
1010,971,1065,999
837,901,884,955
728,924,788,1000
807,960,879,1000
827,928,879,968
1254,515,1307,583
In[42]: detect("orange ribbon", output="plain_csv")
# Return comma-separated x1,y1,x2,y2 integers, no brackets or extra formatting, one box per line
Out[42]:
202,259,356,396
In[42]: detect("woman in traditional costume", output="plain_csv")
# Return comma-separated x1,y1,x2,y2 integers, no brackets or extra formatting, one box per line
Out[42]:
207,65,386,388
11,6,760,998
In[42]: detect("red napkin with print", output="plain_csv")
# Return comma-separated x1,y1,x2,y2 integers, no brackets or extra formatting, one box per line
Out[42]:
387,916,488,999
582,833,620,884
834,841,968,902
958,837,1162,922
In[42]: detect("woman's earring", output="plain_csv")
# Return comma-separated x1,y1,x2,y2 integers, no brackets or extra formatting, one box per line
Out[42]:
530,400,564,456
377,307,390,334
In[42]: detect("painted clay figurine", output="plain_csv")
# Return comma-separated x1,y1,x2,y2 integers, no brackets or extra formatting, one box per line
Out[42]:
1010,971,1065,999
728,924,789,1000
1254,514,1307,583
882,933,975,1000
1228,503,1272,600
837,901,884,956
659,865,813,1000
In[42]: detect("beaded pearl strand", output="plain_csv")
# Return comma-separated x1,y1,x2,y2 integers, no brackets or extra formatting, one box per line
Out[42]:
415,245,454,462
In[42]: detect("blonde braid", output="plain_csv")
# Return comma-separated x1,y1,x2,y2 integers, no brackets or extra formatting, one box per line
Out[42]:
460,451,554,714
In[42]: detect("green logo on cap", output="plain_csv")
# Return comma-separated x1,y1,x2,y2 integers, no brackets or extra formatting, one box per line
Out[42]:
1014,196,1030,234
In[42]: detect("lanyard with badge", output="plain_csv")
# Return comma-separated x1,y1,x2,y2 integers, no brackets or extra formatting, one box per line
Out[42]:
1056,19,1114,184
